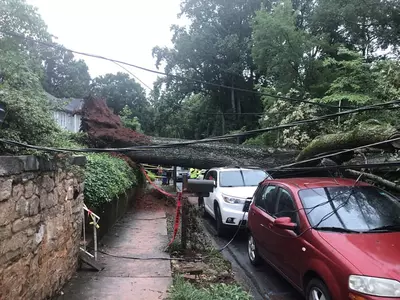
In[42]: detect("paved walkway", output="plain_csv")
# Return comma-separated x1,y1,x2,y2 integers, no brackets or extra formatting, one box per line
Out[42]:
57,208,172,300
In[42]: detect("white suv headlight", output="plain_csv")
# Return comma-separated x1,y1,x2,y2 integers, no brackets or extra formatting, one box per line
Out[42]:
222,194,245,204
349,275,400,297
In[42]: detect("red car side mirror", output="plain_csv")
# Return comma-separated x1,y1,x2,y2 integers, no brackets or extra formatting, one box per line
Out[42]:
274,217,297,230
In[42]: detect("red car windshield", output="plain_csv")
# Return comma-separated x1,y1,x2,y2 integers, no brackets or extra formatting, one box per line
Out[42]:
299,186,400,232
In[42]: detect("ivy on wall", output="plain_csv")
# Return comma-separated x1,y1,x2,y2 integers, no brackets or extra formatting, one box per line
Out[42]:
84,153,137,208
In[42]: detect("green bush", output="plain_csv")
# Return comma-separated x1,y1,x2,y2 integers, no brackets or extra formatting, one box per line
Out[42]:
84,153,137,208
169,276,252,300
51,131,88,149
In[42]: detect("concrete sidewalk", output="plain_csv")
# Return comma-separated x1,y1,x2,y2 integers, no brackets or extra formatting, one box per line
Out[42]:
57,208,172,300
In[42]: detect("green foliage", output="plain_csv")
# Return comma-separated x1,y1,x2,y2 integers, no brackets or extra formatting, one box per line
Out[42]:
84,154,137,208
252,0,317,93
321,48,374,105
153,92,223,139
152,0,266,137
43,47,91,98
0,0,50,51
119,105,142,132
0,48,61,153
51,131,88,149
169,276,252,300
0,0,91,154
259,92,323,148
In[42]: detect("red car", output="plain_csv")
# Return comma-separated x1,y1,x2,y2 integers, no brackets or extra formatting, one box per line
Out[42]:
247,177,400,300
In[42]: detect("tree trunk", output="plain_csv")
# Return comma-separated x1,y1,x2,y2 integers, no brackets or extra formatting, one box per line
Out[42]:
347,169,400,192
80,97,399,171
296,123,400,162
127,137,299,169
80,97,298,169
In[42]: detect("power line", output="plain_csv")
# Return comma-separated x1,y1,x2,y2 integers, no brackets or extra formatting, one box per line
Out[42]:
112,61,153,91
271,136,400,171
1,30,356,109
267,161,400,173
150,100,400,146
0,100,399,153
112,63,264,116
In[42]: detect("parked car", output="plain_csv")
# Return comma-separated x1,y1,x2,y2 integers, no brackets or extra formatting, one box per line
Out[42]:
176,167,190,182
247,177,400,300
199,167,271,236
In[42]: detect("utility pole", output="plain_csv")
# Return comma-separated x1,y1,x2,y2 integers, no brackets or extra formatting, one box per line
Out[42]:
173,166,177,191
181,174,188,250
338,99,342,128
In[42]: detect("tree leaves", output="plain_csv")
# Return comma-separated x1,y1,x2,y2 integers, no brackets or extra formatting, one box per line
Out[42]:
84,153,137,208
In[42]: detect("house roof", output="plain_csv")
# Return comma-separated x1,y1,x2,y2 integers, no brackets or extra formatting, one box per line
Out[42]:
46,92,83,114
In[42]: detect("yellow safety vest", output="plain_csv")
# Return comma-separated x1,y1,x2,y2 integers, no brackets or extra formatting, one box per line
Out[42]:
190,168,197,179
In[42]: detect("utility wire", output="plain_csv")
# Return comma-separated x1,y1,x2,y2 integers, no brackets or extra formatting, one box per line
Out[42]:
0,100,399,153
267,161,400,173
148,100,400,147
112,61,153,91
272,136,400,171
112,62,263,116
1,30,356,109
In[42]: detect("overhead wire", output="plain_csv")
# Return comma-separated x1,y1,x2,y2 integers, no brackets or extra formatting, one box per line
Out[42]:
141,100,400,146
112,61,153,91
261,173,365,239
0,100,399,153
272,135,400,171
3,30,397,261
1,30,357,109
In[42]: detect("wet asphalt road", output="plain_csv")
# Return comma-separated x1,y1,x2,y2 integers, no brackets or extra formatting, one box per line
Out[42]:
201,215,303,300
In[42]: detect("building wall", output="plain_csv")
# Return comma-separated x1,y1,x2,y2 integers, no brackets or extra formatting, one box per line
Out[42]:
0,156,86,300
53,111,81,133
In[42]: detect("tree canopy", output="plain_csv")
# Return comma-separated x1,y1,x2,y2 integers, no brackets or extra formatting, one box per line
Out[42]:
148,0,400,151
1,0,400,159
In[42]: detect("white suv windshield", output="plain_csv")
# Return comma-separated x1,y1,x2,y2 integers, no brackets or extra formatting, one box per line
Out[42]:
219,169,269,187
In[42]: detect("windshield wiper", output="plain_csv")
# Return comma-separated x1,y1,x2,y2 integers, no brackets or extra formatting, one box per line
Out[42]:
315,227,361,233
368,224,400,232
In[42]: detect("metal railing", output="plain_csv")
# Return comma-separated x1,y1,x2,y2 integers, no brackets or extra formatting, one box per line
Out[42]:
80,203,100,260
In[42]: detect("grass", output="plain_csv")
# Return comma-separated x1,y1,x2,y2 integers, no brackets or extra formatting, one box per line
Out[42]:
169,276,252,300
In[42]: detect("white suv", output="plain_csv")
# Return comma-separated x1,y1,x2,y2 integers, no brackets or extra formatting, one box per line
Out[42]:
198,167,271,236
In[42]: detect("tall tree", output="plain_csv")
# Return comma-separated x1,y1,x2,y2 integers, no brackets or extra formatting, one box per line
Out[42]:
252,0,319,94
153,0,269,135
0,0,61,152
43,47,91,98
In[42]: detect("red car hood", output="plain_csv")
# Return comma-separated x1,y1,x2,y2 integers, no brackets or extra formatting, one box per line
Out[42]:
318,231,400,280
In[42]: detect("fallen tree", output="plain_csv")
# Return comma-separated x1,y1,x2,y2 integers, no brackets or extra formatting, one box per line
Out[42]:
346,169,400,192
80,97,399,170
131,137,298,169
79,97,298,168
296,122,400,162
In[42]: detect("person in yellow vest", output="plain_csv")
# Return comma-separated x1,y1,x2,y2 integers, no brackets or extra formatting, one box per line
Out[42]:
190,168,200,179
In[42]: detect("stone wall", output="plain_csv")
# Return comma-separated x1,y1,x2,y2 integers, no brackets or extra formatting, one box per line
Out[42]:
0,155,86,300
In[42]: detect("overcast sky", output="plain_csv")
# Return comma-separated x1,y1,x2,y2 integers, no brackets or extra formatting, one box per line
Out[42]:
28,0,186,91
